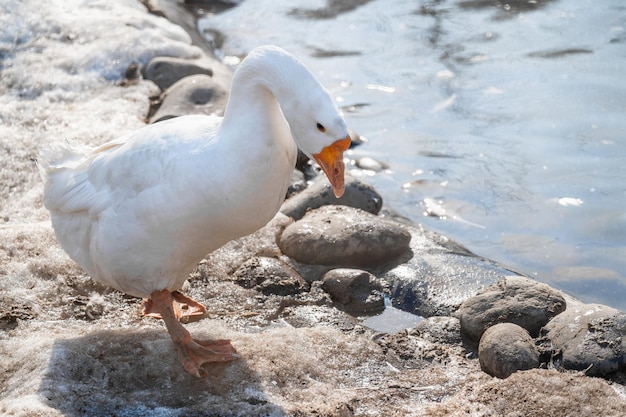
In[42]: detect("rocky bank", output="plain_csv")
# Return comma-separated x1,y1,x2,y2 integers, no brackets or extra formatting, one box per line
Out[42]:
1,1,625,416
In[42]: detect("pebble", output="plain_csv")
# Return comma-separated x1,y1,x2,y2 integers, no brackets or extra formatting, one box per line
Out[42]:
278,205,411,268
541,303,626,376
478,323,540,379
232,256,309,296
280,174,383,220
150,74,228,123
355,156,388,172
321,268,386,314
143,56,214,90
459,276,566,346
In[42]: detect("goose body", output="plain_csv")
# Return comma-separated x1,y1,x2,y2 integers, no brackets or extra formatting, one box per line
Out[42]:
40,45,350,376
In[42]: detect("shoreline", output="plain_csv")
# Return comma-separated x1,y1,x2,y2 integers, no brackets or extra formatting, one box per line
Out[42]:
1,1,625,415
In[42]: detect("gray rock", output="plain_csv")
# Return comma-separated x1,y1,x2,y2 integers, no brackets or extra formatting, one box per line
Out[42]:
278,205,411,268
378,223,512,318
410,316,462,345
232,256,309,296
321,269,386,314
280,175,383,220
150,74,228,123
541,303,626,376
478,323,540,379
143,56,214,90
459,276,566,346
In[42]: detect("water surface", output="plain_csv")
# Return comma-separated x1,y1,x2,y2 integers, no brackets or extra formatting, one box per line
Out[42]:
198,0,626,310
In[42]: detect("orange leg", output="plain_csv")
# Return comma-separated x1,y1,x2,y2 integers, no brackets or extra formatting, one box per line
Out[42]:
142,291,207,322
149,289,239,377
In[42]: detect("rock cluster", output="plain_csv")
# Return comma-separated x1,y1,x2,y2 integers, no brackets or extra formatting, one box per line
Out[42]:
459,275,566,346
460,276,626,379
141,54,230,123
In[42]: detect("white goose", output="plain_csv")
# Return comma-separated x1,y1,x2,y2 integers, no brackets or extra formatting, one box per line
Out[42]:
40,45,351,377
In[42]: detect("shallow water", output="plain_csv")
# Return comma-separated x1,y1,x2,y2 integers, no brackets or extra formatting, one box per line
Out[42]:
197,0,626,310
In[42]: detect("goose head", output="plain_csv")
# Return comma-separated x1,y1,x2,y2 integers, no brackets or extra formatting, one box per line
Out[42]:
277,61,351,198
230,45,352,197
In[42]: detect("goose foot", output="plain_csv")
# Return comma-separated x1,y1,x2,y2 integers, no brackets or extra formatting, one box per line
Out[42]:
149,289,239,377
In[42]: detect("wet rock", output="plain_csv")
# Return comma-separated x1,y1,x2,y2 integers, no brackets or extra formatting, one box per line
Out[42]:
478,323,540,378
280,175,383,220
355,156,388,172
541,303,626,376
459,276,566,346
232,257,309,296
380,224,510,318
321,269,386,314
279,205,411,267
143,56,214,90
150,74,228,123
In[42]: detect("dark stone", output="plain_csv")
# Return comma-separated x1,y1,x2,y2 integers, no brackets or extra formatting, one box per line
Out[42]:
232,256,309,296
321,269,386,314
280,175,383,220
541,303,626,376
278,205,411,268
286,169,307,199
478,323,540,379
143,56,214,90
150,74,228,123
459,276,566,347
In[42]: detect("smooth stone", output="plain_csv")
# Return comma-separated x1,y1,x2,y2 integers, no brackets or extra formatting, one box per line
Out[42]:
321,269,386,314
143,56,214,90
459,276,566,346
280,175,383,220
478,323,540,379
150,74,228,123
355,156,388,172
279,205,411,268
541,303,626,376
232,256,309,296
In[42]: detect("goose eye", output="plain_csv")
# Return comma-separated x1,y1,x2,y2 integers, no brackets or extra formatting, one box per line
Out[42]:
316,123,326,133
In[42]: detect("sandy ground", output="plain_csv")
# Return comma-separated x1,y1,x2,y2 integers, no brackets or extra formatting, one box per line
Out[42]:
1,1,626,416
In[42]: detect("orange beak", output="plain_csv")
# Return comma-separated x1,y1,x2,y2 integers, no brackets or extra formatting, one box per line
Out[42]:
312,136,351,198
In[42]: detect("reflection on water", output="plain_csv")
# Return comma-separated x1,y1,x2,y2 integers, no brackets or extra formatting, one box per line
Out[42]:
197,0,626,310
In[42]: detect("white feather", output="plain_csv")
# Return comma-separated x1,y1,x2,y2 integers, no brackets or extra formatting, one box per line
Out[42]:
40,46,349,298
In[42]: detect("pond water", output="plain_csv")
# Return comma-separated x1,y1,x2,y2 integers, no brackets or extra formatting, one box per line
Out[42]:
196,0,626,310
